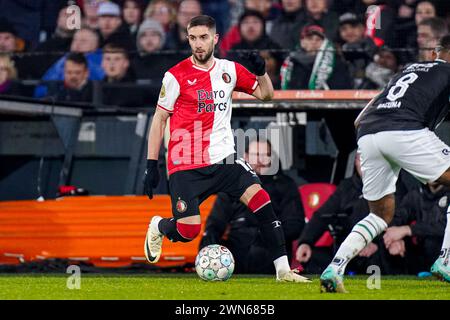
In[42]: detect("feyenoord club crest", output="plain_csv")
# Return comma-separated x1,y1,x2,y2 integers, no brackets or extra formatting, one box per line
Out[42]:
176,198,187,213
222,72,231,83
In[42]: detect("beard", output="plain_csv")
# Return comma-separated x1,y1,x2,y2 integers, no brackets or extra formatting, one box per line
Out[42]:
193,47,214,63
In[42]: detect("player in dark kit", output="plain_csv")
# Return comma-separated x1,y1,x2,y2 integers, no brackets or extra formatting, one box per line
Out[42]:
142,15,310,283
320,34,450,293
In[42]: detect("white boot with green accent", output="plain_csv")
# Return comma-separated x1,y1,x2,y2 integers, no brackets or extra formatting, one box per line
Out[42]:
320,265,348,293
431,251,450,283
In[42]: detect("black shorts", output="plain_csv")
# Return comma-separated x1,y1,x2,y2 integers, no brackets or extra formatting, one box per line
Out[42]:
168,158,261,219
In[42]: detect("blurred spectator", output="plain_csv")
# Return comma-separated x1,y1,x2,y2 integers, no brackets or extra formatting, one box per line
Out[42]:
35,6,75,53
102,43,133,83
396,0,417,21
97,1,135,50
200,0,231,36
227,10,283,89
363,0,396,47
0,54,26,96
280,24,353,90
122,0,145,37
78,0,107,29
295,153,411,274
164,0,202,51
45,52,93,103
0,0,42,49
144,0,177,33
133,19,178,81
396,1,437,65
220,0,280,59
385,182,448,274
0,19,35,79
200,138,305,274
0,19,24,53
34,27,104,98
415,1,436,25
269,0,307,50
304,0,339,42
39,0,69,41
295,154,371,274
338,12,377,88
228,10,280,55
100,42,149,107
70,28,100,53
136,19,166,55
244,0,281,34
417,17,448,61
361,46,399,89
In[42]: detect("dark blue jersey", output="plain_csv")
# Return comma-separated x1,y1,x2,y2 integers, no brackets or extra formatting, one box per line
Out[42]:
357,60,450,140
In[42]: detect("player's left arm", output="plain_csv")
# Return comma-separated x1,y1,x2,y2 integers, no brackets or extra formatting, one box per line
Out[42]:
234,52,273,102
252,73,274,102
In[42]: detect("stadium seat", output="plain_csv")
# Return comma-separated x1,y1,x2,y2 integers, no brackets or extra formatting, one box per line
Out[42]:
291,183,336,268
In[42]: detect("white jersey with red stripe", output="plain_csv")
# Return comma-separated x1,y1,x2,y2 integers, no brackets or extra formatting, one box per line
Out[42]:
157,56,258,175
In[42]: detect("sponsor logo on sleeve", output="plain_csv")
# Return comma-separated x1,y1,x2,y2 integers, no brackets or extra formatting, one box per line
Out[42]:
159,84,166,98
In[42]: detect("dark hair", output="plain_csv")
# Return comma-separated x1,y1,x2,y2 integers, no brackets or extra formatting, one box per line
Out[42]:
378,46,399,63
187,15,216,31
245,136,272,154
439,34,450,51
66,52,88,68
418,17,448,38
103,43,129,59
238,10,266,33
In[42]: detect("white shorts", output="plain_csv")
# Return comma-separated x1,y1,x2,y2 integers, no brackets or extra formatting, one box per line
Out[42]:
358,128,450,201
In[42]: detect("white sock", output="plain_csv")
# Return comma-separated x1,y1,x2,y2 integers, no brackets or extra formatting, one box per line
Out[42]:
439,209,450,263
329,213,387,275
274,255,291,278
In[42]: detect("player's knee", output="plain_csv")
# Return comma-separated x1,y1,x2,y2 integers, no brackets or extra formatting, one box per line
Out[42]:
247,188,271,213
176,221,201,241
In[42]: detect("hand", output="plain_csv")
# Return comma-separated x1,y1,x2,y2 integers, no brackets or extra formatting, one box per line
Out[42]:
240,51,266,76
296,244,312,263
143,159,160,199
359,242,378,258
388,240,406,257
383,226,411,248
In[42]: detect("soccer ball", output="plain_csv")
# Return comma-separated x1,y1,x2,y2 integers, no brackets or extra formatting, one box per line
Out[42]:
195,244,235,281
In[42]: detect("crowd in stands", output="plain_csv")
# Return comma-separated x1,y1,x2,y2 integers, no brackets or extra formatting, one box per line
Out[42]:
0,0,448,106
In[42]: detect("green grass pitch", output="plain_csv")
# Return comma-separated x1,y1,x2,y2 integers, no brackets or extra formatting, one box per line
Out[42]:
0,273,449,300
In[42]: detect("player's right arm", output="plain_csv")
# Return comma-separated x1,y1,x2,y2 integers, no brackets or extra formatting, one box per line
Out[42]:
147,71,180,159
143,71,179,199
147,107,170,160
144,108,170,199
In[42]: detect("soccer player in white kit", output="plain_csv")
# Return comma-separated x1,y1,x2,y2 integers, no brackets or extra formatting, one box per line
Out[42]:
320,34,450,293
142,15,310,283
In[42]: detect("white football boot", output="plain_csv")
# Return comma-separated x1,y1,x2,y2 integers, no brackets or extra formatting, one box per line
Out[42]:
277,269,312,283
144,216,163,263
